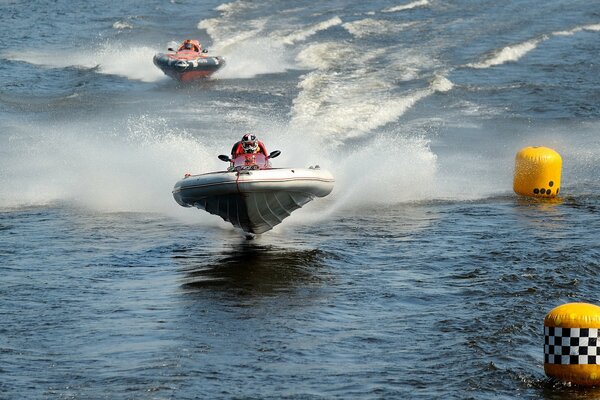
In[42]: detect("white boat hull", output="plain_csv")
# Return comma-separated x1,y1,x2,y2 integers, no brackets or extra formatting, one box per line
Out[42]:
173,168,334,234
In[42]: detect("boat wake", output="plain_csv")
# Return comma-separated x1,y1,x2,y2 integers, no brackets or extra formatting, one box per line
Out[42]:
466,36,549,69
198,4,343,79
291,39,451,145
553,23,600,36
382,0,430,13
342,19,416,38
466,22,600,69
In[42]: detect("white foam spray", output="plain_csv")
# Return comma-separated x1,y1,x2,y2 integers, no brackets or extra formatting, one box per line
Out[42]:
553,23,600,36
199,4,343,79
3,42,165,83
585,23,600,32
215,0,250,15
468,23,600,69
199,15,295,79
199,16,268,51
382,0,429,13
0,115,222,220
112,20,134,30
252,117,440,215
342,19,416,38
331,134,439,207
467,36,549,69
275,17,343,45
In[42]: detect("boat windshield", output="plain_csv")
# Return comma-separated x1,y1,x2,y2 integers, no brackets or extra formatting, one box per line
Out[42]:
232,153,269,170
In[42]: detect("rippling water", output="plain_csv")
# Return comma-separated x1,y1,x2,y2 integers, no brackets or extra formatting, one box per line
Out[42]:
3,196,600,398
2,0,600,398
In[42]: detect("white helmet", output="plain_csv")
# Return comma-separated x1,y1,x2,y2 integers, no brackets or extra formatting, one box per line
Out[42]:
241,133,258,152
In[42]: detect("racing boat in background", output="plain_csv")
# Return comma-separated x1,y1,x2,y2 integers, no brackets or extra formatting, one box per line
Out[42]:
172,151,334,234
153,39,224,82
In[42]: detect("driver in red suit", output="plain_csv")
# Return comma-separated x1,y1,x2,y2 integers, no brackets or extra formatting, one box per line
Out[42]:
231,133,268,158
178,39,202,52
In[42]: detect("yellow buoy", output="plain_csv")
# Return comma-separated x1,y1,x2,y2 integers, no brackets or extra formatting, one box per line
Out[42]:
544,303,600,386
513,146,562,198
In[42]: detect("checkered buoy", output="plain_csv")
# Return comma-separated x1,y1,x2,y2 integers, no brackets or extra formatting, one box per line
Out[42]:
513,146,562,198
544,303,600,386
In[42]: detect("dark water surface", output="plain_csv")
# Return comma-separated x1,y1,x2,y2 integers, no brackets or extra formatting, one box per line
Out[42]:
3,196,600,399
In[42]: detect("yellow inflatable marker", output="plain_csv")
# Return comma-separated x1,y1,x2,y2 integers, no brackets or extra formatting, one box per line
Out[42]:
545,303,600,386
513,146,562,198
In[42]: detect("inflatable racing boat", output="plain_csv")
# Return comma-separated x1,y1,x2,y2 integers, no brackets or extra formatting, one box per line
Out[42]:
153,39,224,82
172,151,334,234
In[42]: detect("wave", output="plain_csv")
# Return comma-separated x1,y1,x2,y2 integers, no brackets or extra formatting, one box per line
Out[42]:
295,41,358,70
468,22,600,69
112,20,133,30
553,22,600,36
342,18,416,38
382,0,429,13
215,0,250,15
276,17,343,45
466,36,548,69
3,42,165,83
198,17,267,51
431,75,453,92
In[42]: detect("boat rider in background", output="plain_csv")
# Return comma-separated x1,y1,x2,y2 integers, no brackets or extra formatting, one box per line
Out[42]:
231,133,268,158
178,39,201,52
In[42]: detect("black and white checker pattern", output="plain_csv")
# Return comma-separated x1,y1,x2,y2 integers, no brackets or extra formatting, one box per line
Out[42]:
545,326,599,365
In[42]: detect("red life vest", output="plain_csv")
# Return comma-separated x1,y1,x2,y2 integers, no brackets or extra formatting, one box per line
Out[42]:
231,141,268,158
177,39,202,52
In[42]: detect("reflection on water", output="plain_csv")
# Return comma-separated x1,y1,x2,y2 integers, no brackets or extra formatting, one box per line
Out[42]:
541,380,600,400
174,242,334,296
514,195,564,209
513,194,600,237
